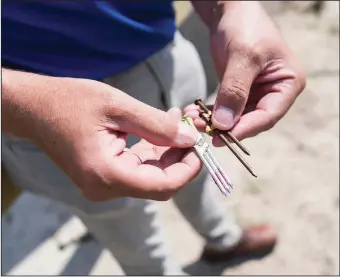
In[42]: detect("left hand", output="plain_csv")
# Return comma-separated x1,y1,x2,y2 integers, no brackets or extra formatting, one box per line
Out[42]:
186,1,306,145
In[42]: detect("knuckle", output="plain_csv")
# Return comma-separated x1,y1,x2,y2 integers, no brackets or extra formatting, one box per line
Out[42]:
266,113,281,130
296,68,307,93
235,42,264,68
267,118,277,130
150,112,176,144
247,47,263,68
157,182,181,201
161,113,174,137
221,78,248,102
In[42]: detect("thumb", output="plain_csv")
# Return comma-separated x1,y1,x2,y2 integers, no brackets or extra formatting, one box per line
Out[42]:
114,95,198,148
212,56,258,130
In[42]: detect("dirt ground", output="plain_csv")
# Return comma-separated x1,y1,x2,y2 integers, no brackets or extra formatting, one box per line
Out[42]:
2,1,339,275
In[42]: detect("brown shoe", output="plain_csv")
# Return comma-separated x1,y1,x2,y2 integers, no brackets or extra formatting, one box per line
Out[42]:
201,224,277,263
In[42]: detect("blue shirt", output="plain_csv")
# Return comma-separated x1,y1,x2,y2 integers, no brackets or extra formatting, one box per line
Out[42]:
2,1,176,79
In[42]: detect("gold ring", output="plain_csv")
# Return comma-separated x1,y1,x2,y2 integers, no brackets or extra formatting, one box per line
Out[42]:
130,152,143,164
122,148,143,164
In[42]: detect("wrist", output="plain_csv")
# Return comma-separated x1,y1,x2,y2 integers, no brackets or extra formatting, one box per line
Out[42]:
2,68,50,143
193,1,261,33
192,1,243,31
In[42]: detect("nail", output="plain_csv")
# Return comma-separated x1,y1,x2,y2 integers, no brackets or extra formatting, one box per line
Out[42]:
213,105,235,129
176,122,198,146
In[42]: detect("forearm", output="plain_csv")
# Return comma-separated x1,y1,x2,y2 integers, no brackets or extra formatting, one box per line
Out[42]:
2,68,53,141
191,1,260,31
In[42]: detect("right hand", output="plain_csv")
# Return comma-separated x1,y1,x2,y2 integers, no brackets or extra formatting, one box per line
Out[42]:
3,72,202,201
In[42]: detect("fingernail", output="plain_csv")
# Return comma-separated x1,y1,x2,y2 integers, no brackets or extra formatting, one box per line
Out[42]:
214,105,235,129
176,122,198,146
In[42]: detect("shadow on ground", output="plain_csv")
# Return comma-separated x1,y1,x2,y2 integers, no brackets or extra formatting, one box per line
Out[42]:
1,194,104,276
183,248,276,275
58,234,103,275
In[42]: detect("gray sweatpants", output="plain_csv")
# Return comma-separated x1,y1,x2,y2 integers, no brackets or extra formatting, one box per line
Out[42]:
2,32,242,275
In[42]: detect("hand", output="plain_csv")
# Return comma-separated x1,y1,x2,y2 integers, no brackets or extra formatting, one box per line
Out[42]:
188,1,306,145
2,71,202,201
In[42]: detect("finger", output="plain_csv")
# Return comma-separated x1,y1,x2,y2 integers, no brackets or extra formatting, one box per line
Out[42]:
155,147,189,169
193,118,207,132
185,109,199,119
104,130,128,156
235,75,302,140
212,134,231,147
212,103,284,146
184,104,214,115
167,106,182,121
182,113,210,133
184,104,214,132
163,149,202,189
123,148,145,165
183,104,199,114
210,74,302,146
184,110,206,131
110,94,198,148
230,109,277,141
110,149,202,200
212,54,259,130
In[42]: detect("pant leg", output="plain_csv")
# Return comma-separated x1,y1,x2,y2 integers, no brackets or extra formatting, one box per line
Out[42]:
68,200,183,275
146,32,242,249
2,136,182,275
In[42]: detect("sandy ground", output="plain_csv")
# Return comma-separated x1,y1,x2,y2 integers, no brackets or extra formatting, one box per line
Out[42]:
2,1,339,275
